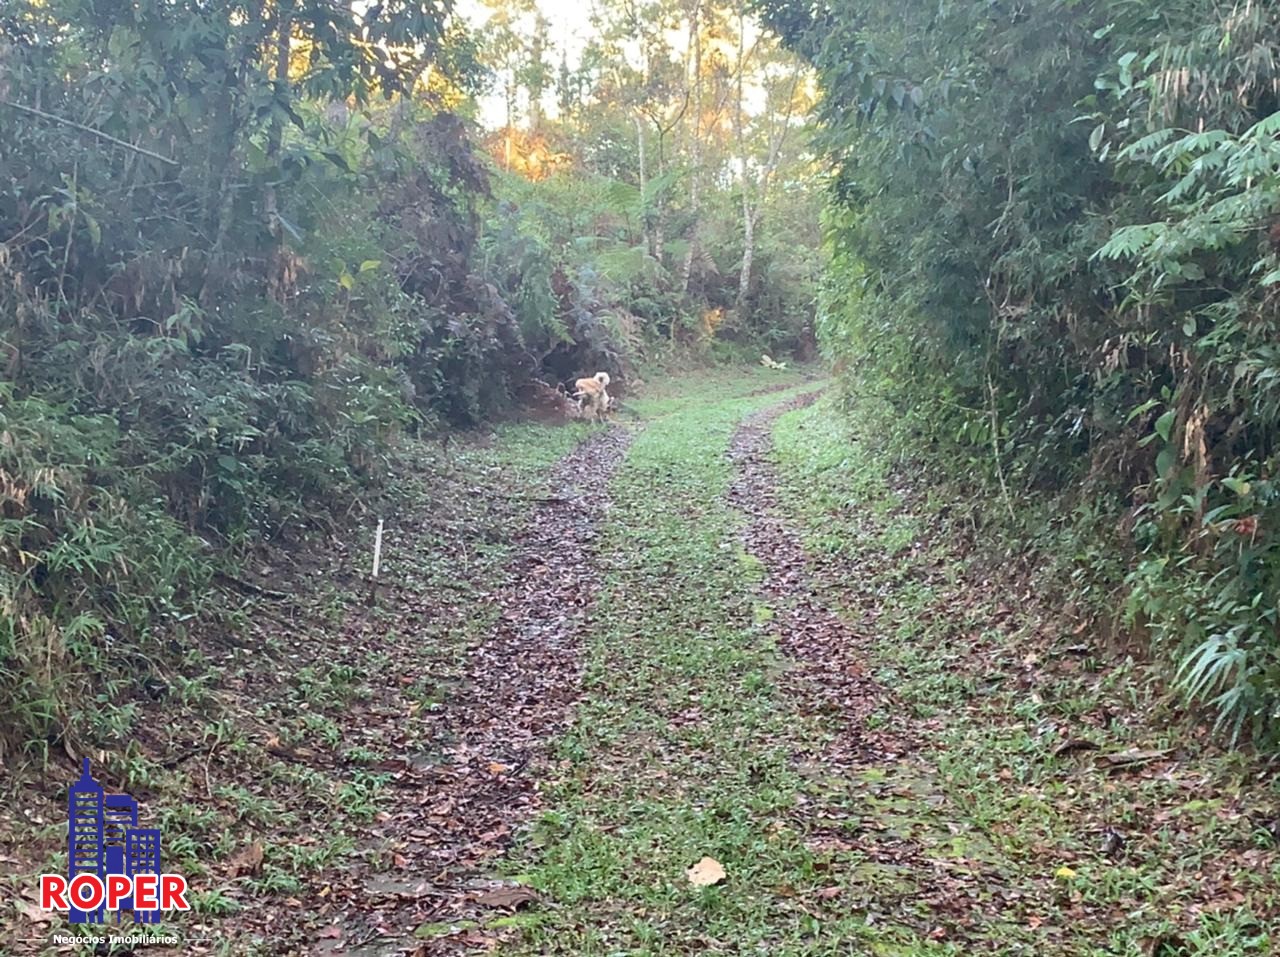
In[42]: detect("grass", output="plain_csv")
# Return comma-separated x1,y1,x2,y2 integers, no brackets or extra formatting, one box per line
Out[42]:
494,381,1276,955
15,367,1271,954
499,372,954,954
0,415,594,953
767,397,1279,955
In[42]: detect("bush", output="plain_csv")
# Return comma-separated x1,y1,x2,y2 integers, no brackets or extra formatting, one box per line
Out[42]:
760,0,1280,743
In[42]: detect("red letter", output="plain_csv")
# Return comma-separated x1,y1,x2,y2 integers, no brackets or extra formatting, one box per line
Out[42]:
39,875,68,910
68,874,104,911
160,875,190,911
133,874,158,910
105,874,131,910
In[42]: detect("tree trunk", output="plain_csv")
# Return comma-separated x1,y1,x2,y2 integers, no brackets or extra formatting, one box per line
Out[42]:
678,0,703,299
635,115,652,257
736,202,756,317
733,9,749,319
653,125,667,263
527,16,547,129
504,74,515,171
200,62,244,309
264,2,292,237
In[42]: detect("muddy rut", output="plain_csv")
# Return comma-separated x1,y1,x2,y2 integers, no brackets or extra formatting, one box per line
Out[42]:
435,425,634,862
727,396,1031,941
727,394,906,762
326,426,632,956
726,397,980,932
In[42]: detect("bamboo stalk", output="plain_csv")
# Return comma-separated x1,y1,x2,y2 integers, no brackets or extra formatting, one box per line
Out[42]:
3,99,179,166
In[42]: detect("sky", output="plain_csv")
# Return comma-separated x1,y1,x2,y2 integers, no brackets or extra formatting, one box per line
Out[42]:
452,0,782,129
455,0,597,127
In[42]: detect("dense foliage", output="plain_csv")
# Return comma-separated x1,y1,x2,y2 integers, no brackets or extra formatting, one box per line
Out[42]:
1,0,482,760
0,0,820,761
759,0,1280,741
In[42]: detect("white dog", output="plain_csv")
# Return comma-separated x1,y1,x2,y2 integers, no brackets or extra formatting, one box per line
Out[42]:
573,371,611,422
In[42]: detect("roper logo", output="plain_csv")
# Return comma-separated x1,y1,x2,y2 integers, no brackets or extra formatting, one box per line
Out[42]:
39,759,190,924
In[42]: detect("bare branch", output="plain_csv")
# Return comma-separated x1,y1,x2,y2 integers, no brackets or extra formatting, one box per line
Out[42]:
2,99,180,167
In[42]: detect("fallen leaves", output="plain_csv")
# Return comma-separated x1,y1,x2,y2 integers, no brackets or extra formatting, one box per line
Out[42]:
1052,738,1100,758
685,856,727,887
1140,933,1188,956
14,897,53,925
361,874,441,899
472,884,540,909
224,840,264,879
1096,748,1171,771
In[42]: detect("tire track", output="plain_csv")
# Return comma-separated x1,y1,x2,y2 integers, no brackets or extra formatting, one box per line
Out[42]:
326,426,634,956
727,394,906,762
727,397,1029,945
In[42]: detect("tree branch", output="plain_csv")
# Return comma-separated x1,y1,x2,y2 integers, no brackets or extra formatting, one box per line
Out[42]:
2,99,179,166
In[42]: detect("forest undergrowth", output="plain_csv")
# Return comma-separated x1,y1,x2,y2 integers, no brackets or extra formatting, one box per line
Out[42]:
0,0,821,771
1,411,593,954
769,398,1280,955
757,0,1280,742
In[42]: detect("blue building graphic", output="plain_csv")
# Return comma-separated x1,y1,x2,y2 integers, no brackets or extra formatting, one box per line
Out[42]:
67,759,163,925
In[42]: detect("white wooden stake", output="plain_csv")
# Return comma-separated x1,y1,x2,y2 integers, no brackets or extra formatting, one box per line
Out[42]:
372,518,385,579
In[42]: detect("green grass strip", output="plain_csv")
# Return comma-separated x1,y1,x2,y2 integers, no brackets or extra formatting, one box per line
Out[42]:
502,375,948,955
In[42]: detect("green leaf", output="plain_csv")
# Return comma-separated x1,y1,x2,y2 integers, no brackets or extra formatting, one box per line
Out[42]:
1155,409,1176,442
1221,477,1251,496
83,213,102,249
1089,123,1105,153
275,213,304,242
1126,398,1160,423
322,151,353,173
359,260,381,273
281,100,306,130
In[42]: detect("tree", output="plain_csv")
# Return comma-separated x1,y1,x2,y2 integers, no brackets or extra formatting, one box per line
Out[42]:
731,13,808,320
